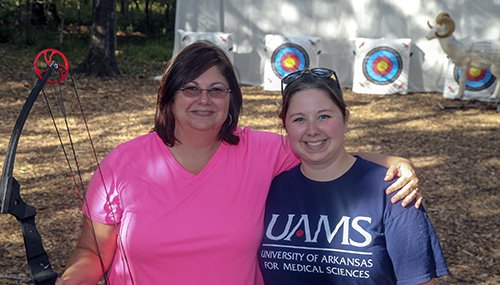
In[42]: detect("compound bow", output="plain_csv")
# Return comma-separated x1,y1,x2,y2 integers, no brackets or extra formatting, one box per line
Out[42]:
0,49,100,285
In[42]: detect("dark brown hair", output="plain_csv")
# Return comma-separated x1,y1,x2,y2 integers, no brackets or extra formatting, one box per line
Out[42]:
154,41,242,146
279,71,348,128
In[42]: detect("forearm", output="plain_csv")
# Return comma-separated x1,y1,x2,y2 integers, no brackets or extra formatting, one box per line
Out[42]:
355,152,411,168
60,248,108,284
58,219,117,285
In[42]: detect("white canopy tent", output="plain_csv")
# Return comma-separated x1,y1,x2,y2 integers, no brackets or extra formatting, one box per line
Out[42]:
173,0,500,93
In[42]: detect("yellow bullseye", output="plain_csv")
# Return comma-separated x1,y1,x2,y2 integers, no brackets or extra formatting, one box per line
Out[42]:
468,67,481,77
377,61,389,72
284,57,297,69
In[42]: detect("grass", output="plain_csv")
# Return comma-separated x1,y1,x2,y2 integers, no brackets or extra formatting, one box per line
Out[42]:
116,34,173,76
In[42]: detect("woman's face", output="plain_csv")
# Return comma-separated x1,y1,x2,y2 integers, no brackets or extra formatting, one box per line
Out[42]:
285,88,348,168
172,66,231,139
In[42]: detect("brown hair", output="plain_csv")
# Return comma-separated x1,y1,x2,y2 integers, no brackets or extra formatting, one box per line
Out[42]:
279,71,348,128
154,41,242,146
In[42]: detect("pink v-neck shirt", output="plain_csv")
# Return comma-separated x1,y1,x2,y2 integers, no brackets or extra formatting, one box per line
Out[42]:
85,127,298,284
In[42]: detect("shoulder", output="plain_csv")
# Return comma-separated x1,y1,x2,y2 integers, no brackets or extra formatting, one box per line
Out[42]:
353,159,423,216
233,126,287,150
104,132,161,164
268,165,302,196
235,126,284,141
272,164,300,181
232,126,297,174
114,132,159,150
345,156,392,188
354,156,389,174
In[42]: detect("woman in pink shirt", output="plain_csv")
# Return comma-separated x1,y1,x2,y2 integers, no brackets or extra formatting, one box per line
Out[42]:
56,41,420,285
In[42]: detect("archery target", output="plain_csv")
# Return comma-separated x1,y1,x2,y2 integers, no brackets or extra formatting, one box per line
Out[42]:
177,29,234,62
362,47,402,85
353,38,411,95
271,43,310,78
443,60,497,102
263,34,321,91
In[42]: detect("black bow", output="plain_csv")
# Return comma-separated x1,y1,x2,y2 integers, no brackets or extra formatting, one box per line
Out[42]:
1,49,135,285
0,62,59,284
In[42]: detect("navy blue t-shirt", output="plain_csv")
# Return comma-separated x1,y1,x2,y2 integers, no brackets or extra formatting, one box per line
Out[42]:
259,157,448,285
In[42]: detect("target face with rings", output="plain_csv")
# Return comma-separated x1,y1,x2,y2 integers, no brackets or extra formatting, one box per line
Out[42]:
271,43,310,79
362,46,403,85
454,66,496,91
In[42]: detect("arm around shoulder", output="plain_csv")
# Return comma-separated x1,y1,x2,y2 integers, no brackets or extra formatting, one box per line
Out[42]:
354,152,412,168
355,152,422,208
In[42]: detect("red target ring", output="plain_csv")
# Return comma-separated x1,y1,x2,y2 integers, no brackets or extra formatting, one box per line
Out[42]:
372,56,394,76
453,66,496,92
271,43,310,79
362,46,403,85
280,52,302,73
453,66,496,91
33,49,69,84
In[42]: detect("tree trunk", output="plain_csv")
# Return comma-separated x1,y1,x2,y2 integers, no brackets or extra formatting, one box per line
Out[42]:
120,0,133,31
145,0,150,35
75,0,121,77
15,0,22,27
165,1,176,33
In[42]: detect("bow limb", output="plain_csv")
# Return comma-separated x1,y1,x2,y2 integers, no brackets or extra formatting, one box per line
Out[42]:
0,62,59,285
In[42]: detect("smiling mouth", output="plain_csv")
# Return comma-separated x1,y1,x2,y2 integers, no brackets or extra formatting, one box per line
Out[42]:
192,110,214,116
304,139,327,148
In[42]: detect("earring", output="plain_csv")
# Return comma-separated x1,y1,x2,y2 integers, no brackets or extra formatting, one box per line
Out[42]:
227,113,233,126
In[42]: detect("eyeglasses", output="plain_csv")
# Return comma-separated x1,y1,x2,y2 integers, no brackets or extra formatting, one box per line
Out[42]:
179,86,231,99
281,68,340,93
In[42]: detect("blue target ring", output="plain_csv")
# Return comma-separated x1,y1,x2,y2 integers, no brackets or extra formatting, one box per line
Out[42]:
271,43,310,79
362,46,403,85
454,66,496,91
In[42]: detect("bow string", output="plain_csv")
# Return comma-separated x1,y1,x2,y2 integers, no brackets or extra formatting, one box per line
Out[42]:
0,58,59,285
0,49,130,285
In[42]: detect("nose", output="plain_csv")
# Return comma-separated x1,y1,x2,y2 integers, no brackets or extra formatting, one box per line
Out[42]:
306,121,320,136
197,89,212,103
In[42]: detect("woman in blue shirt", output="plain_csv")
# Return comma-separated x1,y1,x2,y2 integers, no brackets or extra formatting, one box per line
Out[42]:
259,68,448,285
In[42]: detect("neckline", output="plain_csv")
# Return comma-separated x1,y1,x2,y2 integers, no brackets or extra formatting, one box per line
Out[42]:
156,133,226,179
297,156,360,185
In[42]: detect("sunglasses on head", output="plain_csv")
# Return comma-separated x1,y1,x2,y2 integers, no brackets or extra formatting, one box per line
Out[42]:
281,68,340,94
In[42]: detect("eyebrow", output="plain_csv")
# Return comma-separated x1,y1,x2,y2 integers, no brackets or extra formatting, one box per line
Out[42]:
288,109,334,116
187,80,228,87
317,109,334,113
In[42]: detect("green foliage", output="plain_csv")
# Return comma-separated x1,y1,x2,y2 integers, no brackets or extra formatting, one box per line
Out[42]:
1,31,173,78
116,34,173,76
0,0,175,77
117,1,176,36
0,0,18,42
56,0,94,25
1,0,176,42
3,28,88,64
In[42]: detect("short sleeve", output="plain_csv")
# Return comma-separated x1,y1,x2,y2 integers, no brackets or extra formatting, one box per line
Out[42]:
385,206,449,284
83,147,124,224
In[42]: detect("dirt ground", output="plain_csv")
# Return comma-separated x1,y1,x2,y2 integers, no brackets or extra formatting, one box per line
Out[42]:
0,52,499,284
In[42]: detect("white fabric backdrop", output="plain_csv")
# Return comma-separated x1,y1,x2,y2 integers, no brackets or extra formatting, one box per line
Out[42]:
173,0,500,93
